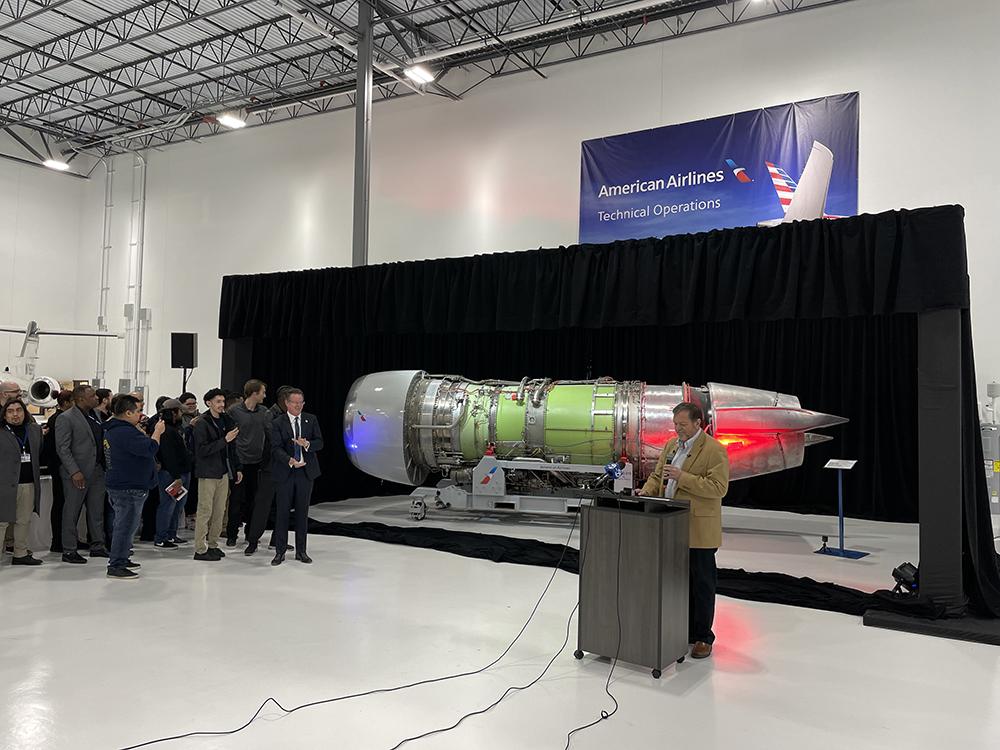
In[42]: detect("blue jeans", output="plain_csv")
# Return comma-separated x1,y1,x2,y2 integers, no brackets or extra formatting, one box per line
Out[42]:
108,489,148,569
154,471,188,543
104,495,115,549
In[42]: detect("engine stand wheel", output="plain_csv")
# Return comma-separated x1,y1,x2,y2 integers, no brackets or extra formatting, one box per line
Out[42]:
652,669,661,679
573,650,584,660
677,656,685,664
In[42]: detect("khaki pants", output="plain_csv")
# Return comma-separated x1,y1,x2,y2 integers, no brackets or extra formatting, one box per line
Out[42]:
0,484,35,558
195,478,230,554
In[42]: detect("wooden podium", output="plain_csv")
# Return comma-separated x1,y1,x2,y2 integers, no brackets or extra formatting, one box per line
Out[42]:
575,497,690,678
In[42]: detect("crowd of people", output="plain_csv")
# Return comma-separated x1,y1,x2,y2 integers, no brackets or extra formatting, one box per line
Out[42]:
0,379,323,580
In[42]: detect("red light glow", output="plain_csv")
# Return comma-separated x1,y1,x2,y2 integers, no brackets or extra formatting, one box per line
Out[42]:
716,435,749,448
708,602,761,674
715,434,768,453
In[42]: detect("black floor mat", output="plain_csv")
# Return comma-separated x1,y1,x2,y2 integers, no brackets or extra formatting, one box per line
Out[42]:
308,517,953,620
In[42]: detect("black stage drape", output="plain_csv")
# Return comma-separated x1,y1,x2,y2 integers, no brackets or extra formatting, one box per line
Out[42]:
220,206,1000,616
221,206,968,336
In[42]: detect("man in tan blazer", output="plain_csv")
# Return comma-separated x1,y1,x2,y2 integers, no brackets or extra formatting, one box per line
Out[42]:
639,402,729,659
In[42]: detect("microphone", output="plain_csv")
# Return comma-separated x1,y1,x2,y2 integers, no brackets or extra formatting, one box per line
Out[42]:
593,457,627,490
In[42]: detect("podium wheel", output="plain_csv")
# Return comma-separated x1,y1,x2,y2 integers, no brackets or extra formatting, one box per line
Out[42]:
652,669,661,679
573,650,584,660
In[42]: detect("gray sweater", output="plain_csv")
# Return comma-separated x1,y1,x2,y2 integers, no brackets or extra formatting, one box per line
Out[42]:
227,401,271,464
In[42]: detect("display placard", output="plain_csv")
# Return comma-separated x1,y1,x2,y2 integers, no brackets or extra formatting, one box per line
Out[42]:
825,459,857,470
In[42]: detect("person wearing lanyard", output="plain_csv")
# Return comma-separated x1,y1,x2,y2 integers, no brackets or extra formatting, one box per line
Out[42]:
0,381,23,554
1,399,44,566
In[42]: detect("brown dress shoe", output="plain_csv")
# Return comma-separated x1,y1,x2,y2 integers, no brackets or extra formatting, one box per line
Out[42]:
691,642,713,659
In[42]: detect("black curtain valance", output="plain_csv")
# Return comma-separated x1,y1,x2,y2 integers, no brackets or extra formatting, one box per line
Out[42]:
219,206,969,338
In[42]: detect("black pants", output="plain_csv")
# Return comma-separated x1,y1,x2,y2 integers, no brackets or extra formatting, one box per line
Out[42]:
272,471,312,554
185,460,199,515
226,462,261,541
49,473,65,552
689,548,718,645
246,468,278,545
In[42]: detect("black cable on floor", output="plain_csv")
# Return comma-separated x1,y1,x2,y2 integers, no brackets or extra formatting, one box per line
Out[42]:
387,601,580,750
384,497,622,750
117,511,582,750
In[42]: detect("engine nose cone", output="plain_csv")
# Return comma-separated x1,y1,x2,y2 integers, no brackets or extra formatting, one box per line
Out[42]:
343,370,427,485
714,407,848,434
706,383,847,480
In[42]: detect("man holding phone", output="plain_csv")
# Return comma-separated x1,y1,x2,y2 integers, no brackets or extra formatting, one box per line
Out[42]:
104,394,165,580
153,400,192,549
191,388,243,561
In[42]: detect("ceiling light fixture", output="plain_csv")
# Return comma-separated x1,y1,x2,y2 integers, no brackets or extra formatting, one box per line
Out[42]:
216,112,247,129
42,158,70,171
404,65,435,85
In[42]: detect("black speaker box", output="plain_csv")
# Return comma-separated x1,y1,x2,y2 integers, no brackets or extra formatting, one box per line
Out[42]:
171,332,198,369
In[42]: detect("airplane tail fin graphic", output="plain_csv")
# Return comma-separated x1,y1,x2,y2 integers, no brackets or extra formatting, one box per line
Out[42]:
781,141,833,223
765,162,798,215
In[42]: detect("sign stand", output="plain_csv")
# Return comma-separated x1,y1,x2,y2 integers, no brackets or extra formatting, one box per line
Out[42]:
815,459,869,559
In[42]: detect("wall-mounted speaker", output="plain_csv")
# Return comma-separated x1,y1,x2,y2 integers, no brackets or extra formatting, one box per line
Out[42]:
171,332,198,369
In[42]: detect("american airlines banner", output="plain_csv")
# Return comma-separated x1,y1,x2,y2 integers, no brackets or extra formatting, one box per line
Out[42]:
579,93,859,243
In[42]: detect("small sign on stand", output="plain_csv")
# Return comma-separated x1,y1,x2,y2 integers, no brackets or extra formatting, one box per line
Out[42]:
815,459,869,559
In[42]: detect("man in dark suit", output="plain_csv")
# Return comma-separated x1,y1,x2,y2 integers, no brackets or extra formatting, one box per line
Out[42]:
42,390,75,552
55,385,108,562
269,387,322,566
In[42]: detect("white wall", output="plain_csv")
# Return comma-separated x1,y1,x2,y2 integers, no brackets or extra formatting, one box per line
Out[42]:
0,158,88,383
75,119,358,400
72,0,1000,402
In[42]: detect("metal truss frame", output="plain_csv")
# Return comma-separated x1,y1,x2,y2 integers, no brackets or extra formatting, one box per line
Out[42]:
0,0,859,158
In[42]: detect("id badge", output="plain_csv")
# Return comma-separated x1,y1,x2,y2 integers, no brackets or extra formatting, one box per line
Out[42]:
20,452,31,463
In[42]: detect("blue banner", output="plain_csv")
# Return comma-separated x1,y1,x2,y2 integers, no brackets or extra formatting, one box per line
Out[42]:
579,93,859,243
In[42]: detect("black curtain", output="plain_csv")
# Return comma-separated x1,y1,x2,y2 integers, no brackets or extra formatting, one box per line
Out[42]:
220,206,1000,617
220,206,969,337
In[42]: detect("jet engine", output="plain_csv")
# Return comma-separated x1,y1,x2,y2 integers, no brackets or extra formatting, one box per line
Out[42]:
344,371,848,491
25,376,61,408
